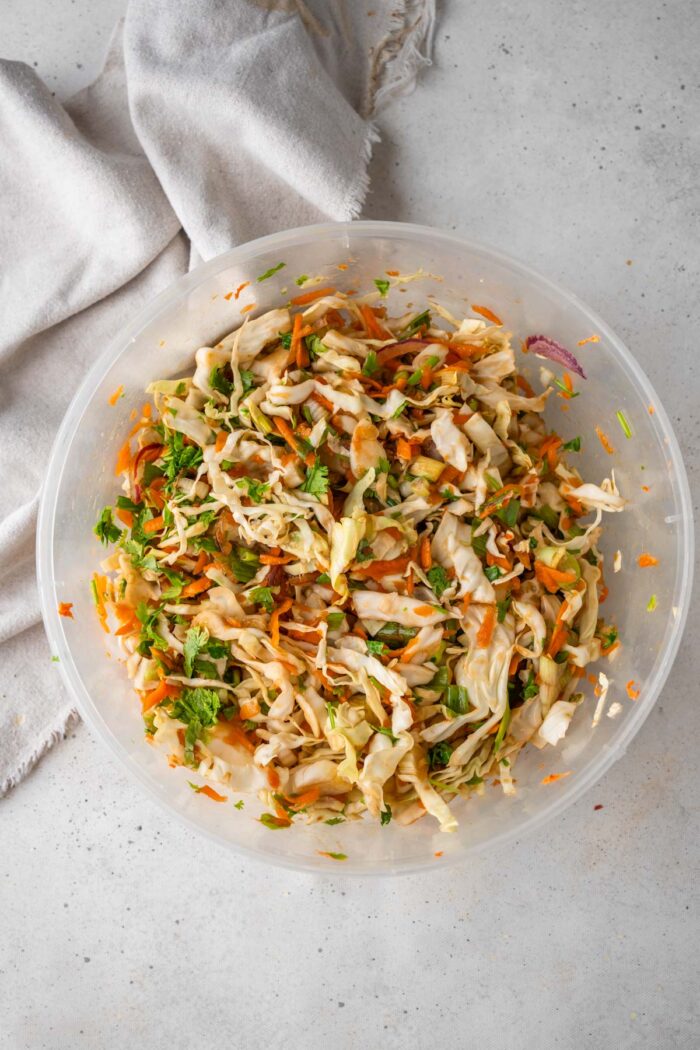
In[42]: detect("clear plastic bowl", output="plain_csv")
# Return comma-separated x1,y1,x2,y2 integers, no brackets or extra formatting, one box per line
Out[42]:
37,221,693,875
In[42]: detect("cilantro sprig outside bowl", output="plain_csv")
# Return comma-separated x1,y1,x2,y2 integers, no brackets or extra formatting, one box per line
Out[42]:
37,221,693,875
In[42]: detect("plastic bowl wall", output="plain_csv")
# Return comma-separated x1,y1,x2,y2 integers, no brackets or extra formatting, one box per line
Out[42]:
37,221,693,875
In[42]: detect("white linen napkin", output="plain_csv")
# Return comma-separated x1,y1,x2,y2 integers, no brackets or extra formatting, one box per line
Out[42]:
0,0,436,794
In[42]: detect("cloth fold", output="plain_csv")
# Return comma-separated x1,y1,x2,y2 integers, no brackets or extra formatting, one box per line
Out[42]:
0,0,436,794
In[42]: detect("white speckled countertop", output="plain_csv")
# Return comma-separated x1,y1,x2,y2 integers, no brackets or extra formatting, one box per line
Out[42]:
2,2,698,1047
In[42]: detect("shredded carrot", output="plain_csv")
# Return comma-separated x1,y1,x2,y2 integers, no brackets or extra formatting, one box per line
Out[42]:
420,365,434,391
142,680,180,711
641,485,650,493
539,434,563,470
286,787,320,810
476,605,496,648
353,555,411,580
273,416,315,467
414,604,438,617
260,553,294,565
515,374,536,398
116,507,133,528
396,437,418,460
181,577,213,598
471,304,502,326
648,404,655,415
312,390,335,412
143,515,164,535
215,431,227,452
291,286,336,305
486,550,512,572
241,303,255,314
637,553,658,567
534,561,577,593
626,679,640,700
405,568,415,596
419,536,433,571
547,623,568,658
460,592,473,615
192,550,209,575
222,724,256,754
58,602,74,619
114,439,132,476
195,784,227,802
270,598,293,648
359,304,391,340
108,385,124,406
577,334,600,346
595,426,614,454
266,767,281,788
541,771,572,785
234,281,250,300
434,851,444,858
223,291,233,301
508,652,521,677
289,313,307,368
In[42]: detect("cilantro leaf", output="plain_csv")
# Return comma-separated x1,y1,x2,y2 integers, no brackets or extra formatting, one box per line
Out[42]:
426,565,450,598
162,430,203,487
497,594,512,623
235,476,270,504
523,671,539,700
239,369,256,394
300,458,329,498
380,806,392,826
229,545,260,583
366,639,386,656
295,274,309,287
249,586,275,613
563,436,581,452
171,687,221,766
324,816,345,825
209,365,233,398
374,278,390,297
183,626,209,677
279,331,292,349
428,741,453,770
94,507,121,545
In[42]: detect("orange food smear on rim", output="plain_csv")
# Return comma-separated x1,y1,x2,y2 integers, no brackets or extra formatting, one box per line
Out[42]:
58,602,74,619
626,680,640,700
108,385,124,406
637,553,658,567
234,282,250,300
223,291,233,301
434,851,444,858
641,485,650,493
541,771,572,785
577,334,600,346
241,302,255,314
471,304,503,326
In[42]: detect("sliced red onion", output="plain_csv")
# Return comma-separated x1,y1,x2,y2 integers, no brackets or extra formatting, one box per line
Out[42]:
524,335,586,379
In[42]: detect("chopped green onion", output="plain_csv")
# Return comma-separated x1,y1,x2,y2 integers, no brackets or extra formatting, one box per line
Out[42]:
374,278,390,296
647,594,657,612
257,262,285,282
616,409,632,439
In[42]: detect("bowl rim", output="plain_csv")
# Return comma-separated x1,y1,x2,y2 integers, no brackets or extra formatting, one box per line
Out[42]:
37,219,695,876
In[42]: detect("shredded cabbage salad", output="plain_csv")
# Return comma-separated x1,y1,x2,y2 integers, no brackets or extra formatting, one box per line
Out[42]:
92,283,625,833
